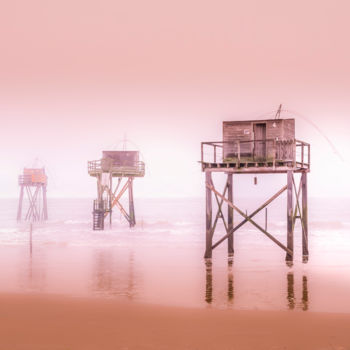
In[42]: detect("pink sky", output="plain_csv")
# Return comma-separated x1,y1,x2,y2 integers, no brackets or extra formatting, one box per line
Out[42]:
1,0,350,198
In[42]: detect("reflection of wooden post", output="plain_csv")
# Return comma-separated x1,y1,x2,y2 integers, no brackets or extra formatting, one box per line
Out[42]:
301,172,309,258
287,272,295,310
205,259,213,304
286,171,293,261
227,257,234,303
227,173,234,255
205,172,213,259
302,275,309,311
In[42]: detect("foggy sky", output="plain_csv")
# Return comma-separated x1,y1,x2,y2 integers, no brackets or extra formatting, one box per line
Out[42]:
1,0,350,198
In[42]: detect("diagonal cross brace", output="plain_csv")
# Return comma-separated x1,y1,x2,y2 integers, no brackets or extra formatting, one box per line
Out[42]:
292,175,308,247
206,182,292,256
210,180,229,238
106,178,132,223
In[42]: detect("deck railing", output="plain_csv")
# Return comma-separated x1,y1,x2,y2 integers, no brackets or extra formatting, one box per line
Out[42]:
88,159,145,176
201,139,310,169
18,174,47,185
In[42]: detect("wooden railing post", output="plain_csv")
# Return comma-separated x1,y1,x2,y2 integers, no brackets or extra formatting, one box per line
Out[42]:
301,142,304,167
237,141,240,167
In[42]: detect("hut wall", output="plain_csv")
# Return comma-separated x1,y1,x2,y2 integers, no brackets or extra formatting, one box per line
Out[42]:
102,151,139,171
23,168,47,184
223,121,252,160
222,119,295,161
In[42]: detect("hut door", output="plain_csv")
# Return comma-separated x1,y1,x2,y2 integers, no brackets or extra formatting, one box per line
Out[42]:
253,123,266,160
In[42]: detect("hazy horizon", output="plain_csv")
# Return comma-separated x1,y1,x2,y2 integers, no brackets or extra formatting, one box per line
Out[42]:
2,0,350,199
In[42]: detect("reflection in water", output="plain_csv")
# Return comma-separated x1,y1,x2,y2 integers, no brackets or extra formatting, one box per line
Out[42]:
93,250,136,299
227,257,234,304
287,272,295,310
287,272,309,311
205,259,213,304
19,229,46,292
205,257,234,305
301,275,309,311
205,261,309,311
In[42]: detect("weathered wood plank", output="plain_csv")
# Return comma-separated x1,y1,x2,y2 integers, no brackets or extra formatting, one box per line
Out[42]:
286,171,293,261
204,171,213,259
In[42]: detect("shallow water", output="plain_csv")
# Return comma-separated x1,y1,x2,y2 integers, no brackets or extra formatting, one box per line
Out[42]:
0,197,350,312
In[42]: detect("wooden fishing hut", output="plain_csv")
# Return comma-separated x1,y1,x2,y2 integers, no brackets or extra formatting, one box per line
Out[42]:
88,150,145,230
17,168,48,222
200,117,310,262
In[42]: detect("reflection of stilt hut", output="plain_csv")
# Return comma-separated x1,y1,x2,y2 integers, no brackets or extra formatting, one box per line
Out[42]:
17,168,48,222
200,115,310,262
88,150,145,230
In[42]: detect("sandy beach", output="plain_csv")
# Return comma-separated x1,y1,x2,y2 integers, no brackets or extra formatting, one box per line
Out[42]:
1,293,349,350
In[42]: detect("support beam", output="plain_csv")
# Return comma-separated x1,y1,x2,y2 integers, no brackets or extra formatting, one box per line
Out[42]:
286,171,294,262
42,185,48,220
109,173,112,226
204,171,213,258
301,172,309,259
17,186,24,221
227,173,234,255
208,183,289,254
128,178,135,227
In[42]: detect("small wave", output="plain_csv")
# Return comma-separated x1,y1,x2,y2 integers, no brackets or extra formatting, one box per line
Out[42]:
64,220,90,225
0,228,18,234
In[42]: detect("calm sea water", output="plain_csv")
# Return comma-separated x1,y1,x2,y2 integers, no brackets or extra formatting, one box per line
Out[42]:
0,196,350,313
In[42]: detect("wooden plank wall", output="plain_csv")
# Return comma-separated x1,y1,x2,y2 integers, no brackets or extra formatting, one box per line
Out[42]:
222,119,296,161
223,121,252,159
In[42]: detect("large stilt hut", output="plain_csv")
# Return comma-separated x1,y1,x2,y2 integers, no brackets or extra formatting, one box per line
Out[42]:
200,116,310,262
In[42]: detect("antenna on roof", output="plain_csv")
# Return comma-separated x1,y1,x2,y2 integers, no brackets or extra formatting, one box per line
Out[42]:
274,104,282,120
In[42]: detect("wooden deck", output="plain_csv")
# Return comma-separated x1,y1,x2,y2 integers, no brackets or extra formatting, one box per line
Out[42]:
201,161,309,174
201,139,310,173
88,160,145,177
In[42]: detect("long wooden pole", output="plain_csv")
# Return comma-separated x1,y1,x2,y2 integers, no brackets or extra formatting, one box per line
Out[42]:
17,185,24,221
109,173,112,226
286,171,294,262
128,178,135,227
227,173,234,255
204,171,213,258
301,172,309,259
42,184,48,220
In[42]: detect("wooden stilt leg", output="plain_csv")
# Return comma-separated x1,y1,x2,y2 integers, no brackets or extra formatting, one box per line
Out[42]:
204,171,213,259
301,172,309,260
128,178,135,227
17,185,24,221
109,174,112,227
286,171,293,262
227,173,234,255
42,185,48,220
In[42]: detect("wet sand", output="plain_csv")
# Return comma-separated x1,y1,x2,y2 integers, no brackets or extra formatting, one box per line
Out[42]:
1,293,349,350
